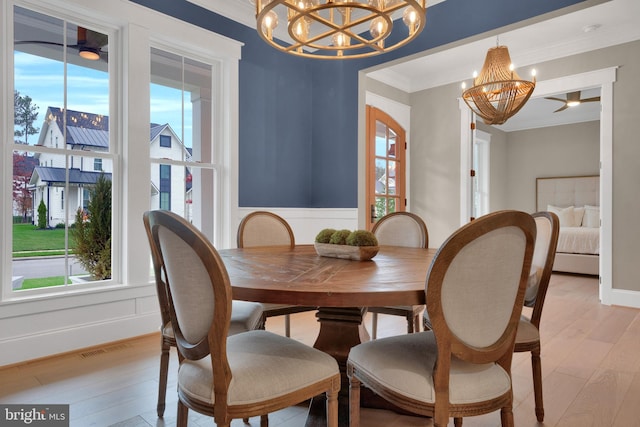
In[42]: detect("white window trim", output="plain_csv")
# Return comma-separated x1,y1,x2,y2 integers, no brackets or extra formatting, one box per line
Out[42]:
473,130,490,218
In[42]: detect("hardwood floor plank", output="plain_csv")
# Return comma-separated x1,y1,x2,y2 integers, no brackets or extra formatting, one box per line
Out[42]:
557,369,633,427
600,327,640,372
555,338,614,379
612,372,640,427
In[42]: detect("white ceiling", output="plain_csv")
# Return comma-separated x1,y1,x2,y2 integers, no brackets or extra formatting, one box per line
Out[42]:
202,0,640,132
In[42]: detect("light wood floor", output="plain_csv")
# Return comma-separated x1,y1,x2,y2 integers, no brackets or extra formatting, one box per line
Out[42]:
2,273,640,427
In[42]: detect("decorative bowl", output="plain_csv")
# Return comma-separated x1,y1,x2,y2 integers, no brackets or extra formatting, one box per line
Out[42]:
314,242,379,261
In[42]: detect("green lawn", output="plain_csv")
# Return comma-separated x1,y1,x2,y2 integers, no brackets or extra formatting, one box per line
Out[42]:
19,276,72,289
13,223,76,254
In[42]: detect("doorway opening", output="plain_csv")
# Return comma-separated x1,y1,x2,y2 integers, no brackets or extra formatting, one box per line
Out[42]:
459,67,616,304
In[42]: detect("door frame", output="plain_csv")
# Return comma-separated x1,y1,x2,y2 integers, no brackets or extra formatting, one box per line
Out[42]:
363,92,411,227
366,104,408,229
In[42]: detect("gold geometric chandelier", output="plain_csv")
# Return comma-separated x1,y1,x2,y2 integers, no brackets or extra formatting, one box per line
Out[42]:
252,0,427,60
462,44,536,125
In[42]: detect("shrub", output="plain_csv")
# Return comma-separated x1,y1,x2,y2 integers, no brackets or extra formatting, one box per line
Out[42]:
315,228,336,243
346,230,378,247
329,229,351,245
37,199,47,229
72,174,112,280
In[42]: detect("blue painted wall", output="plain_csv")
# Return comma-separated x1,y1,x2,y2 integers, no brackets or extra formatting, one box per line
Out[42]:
131,0,585,208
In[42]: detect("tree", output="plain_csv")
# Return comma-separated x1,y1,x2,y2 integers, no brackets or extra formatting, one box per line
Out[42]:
13,153,36,222
72,174,112,280
14,90,40,145
37,199,47,229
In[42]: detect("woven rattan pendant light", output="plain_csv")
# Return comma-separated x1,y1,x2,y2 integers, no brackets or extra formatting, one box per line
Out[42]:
462,44,536,125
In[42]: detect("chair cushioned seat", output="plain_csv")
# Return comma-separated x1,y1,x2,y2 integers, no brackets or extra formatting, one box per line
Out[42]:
229,301,263,336
179,330,339,406
515,316,540,344
348,331,511,404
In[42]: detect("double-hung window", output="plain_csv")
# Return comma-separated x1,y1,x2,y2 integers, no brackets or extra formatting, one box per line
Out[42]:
10,5,114,291
149,47,219,240
3,0,239,301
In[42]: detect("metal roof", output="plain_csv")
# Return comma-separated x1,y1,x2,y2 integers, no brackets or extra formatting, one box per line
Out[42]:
66,126,109,149
150,123,166,141
32,166,112,185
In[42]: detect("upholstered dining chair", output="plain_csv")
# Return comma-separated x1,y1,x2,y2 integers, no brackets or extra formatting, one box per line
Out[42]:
515,211,560,422
369,211,428,339
237,211,317,337
143,212,264,418
348,210,536,427
146,209,340,427
422,211,560,424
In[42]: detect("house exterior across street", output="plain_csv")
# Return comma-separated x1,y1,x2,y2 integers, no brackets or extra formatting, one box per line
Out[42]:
29,107,190,227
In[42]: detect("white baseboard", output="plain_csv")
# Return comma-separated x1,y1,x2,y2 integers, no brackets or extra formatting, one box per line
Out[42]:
603,287,640,309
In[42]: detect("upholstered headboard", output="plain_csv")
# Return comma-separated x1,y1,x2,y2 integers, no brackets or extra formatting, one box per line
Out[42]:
536,175,600,211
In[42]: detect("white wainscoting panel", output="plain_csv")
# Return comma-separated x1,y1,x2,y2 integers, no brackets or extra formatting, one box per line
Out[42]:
236,208,359,245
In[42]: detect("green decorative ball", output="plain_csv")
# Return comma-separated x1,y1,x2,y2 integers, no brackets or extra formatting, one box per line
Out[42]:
329,229,351,245
315,228,336,243
346,230,378,247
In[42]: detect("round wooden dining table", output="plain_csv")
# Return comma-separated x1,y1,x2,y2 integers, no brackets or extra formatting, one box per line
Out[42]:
218,244,436,427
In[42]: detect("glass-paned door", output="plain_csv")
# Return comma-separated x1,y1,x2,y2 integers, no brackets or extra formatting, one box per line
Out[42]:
366,106,406,228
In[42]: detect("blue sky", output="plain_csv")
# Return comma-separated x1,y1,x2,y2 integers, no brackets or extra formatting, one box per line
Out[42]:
14,51,192,147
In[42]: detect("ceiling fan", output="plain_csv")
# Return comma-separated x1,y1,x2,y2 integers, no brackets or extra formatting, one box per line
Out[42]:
544,91,600,113
15,27,108,61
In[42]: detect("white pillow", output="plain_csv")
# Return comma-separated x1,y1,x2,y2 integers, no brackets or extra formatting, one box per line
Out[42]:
583,205,600,228
573,206,585,227
547,205,575,227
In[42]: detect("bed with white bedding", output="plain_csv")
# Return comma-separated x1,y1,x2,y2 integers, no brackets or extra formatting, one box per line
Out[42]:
536,176,600,275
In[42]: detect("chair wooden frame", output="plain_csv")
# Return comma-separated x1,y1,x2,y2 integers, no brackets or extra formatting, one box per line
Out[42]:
143,212,180,417
369,211,429,339
423,211,560,424
143,212,263,418
348,210,536,427
515,211,560,422
147,210,340,427
237,211,316,337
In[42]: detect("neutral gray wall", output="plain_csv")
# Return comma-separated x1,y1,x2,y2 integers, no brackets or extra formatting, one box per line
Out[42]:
364,76,411,106
407,83,465,247
478,121,600,213
506,121,600,212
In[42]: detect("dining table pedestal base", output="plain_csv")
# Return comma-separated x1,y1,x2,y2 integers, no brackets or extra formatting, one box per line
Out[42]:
305,306,421,427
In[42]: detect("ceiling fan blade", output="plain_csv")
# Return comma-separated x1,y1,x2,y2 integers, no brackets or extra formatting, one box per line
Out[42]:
581,97,601,103
15,40,65,47
554,105,569,113
545,97,567,103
